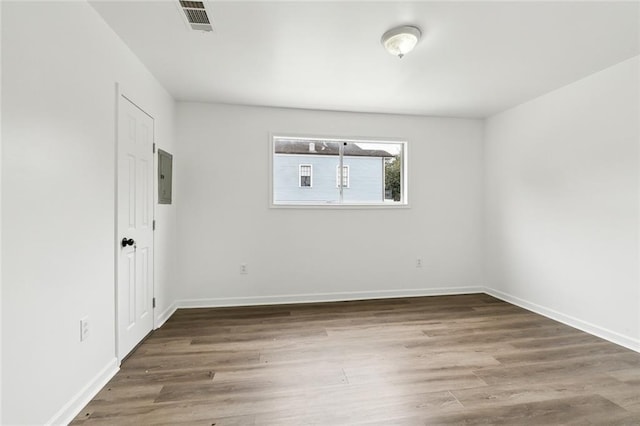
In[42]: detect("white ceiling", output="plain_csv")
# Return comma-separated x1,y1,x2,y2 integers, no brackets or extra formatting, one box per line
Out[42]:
90,1,640,118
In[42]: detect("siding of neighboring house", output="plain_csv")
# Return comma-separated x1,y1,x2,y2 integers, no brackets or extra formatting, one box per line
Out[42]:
274,154,385,203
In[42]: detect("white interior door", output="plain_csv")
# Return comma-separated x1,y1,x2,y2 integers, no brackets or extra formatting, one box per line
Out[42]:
117,94,154,361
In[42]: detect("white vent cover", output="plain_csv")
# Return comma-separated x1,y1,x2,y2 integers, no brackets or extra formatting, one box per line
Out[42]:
178,0,213,32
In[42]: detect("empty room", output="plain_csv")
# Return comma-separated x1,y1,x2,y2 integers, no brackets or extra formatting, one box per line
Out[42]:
1,0,639,424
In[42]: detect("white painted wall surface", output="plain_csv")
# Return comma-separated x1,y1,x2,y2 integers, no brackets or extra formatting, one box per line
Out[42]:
154,146,179,326
3,2,634,424
1,2,176,424
176,103,484,304
485,56,640,350
0,1,3,421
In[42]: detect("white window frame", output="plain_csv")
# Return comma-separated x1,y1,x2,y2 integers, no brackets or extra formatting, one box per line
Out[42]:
299,164,313,188
336,165,350,188
271,134,409,209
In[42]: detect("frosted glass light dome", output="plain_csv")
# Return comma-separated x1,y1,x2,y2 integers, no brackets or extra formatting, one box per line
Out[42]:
381,26,422,58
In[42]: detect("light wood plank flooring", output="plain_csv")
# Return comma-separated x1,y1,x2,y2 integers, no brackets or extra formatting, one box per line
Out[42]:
72,294,640,425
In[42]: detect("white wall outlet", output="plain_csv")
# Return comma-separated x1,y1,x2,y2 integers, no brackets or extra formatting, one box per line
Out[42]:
80,317,89,341
416,258,423,268
240,263,248,274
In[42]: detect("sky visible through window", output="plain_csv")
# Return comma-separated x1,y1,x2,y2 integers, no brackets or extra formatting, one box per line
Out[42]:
355,143,402,156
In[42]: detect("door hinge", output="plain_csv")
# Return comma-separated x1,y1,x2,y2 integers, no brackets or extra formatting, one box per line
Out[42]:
152,297,156,309
153,143,156,153
152,219,156,231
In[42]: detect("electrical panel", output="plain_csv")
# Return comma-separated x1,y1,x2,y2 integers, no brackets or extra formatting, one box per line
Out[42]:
158,149,173,204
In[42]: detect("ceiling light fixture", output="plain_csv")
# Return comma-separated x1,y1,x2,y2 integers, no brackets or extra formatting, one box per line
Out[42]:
381,25,422,58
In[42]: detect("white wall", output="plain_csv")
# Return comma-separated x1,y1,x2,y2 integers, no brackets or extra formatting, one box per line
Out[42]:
3,2,635,424
0,1,3,422
176,103,484,305
154,139,179,326
485,56,640,350
1,2,176,424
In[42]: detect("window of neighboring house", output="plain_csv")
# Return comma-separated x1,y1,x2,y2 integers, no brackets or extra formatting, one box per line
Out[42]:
299,164,312,187
336,165,349,188
272,136,407,207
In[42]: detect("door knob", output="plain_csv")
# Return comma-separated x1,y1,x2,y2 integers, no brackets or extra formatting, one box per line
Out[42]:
121,238,135,247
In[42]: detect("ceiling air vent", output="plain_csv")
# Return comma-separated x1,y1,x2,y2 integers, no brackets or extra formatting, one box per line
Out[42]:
178,0,213,32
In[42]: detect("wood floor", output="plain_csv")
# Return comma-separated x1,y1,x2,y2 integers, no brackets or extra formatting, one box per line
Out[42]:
72,294,640,425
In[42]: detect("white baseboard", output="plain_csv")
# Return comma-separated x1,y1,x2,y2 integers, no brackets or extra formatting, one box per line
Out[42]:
43,286,637,426
165,286,640,353
44,285,637,426
155,301,178,329
177,286,484,309
46,357,119,426
484,287,640,353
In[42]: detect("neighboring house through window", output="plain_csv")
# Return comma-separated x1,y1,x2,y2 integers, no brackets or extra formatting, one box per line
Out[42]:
273,136,407,206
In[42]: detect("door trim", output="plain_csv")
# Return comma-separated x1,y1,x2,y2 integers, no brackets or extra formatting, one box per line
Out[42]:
114,83,156,364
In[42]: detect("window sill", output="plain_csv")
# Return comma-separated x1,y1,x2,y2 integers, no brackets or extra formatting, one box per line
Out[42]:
270,203,410,209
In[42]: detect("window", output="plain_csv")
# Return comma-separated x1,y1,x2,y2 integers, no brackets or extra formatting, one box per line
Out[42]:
299,164,312,187
272,136,407,207
336,165,349,188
